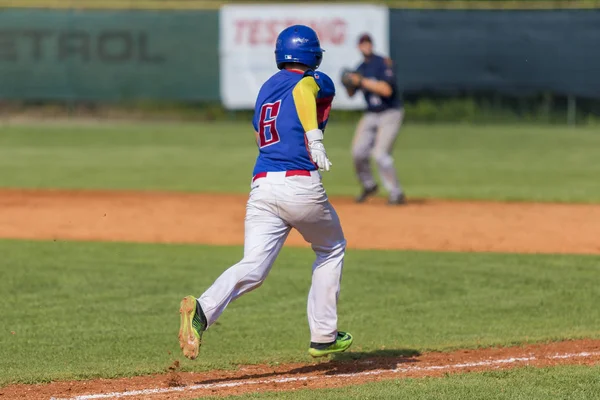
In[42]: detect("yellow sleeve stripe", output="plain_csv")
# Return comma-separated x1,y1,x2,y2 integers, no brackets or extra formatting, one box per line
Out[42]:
292,77,320,133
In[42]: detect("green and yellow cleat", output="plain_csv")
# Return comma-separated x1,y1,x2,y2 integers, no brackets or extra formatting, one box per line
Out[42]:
178,295,207,360
308,331,353,358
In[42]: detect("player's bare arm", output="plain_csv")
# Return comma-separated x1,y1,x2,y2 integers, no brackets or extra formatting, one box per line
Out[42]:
348,73,393,98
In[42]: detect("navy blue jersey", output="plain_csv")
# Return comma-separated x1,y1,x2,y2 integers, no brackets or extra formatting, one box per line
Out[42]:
356,54,401,112
251,69,335,176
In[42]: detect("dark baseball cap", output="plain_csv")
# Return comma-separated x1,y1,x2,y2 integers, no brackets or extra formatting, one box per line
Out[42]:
358,33,372,44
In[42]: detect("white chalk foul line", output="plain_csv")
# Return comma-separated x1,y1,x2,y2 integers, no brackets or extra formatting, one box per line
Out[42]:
50,351,600,400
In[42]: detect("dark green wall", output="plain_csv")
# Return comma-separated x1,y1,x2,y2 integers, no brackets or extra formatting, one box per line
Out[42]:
1,9,599,102
389,9,600,99
0,9,219,101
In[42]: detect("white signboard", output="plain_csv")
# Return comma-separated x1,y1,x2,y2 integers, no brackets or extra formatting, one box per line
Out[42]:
219,4,389,109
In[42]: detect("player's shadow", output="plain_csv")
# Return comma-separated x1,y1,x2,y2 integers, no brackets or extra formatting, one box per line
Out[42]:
332,348,421,362
193,348,420,385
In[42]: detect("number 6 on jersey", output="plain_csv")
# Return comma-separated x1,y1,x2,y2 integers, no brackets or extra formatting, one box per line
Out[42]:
258,100,281,148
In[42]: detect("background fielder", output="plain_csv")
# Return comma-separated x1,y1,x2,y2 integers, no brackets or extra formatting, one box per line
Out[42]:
178,25,353,361
342,33,406,205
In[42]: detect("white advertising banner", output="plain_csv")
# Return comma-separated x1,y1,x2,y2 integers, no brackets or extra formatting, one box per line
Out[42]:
219,4,389,109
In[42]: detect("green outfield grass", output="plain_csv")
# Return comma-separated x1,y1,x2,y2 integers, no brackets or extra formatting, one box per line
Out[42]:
1,239,599,386
0,122,599,202
203,365,600,400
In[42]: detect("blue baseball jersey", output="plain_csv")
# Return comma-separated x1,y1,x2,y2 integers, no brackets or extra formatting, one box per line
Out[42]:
357,54,402,112
251,69,335,176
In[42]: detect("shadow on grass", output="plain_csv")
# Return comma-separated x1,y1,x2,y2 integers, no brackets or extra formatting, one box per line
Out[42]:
332,348,421,361
194,348,421,385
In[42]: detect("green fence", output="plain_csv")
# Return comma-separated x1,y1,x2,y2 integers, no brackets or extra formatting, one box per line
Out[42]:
0,9,219,101
2,0,600,10
390,9,600,99
1,7,599,106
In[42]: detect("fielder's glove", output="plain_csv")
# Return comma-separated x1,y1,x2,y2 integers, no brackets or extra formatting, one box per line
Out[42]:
341,68,361,91
306,129,332,172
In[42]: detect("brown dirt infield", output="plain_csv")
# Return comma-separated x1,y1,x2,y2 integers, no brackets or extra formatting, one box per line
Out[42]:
1,188,599,398
2,339,600,399
1,189,599,254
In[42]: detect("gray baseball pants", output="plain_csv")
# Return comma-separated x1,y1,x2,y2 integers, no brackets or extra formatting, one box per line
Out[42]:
351,108,404,197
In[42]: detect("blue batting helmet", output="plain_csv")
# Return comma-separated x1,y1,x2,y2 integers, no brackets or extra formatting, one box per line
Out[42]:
275,25,324,70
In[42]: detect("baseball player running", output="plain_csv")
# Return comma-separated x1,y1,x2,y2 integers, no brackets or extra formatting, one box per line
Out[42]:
342,33,406,205
179,25,353,360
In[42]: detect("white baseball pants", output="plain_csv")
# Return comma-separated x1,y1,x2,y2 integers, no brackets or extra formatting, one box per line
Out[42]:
352,108,405,197
197,171,346,343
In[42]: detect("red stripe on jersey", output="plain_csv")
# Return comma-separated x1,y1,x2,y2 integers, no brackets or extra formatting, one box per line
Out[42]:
316,96,334,124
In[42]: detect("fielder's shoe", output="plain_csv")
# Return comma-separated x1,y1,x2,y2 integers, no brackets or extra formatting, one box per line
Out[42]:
178,295,207,360
308,331,353,358
388,193,407,205
356,184,378,203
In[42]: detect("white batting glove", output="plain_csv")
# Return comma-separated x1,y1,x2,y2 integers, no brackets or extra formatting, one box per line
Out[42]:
305,129,332,172
308,140,332,172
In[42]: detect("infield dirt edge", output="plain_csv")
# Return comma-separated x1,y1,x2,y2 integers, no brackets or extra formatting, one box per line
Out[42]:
1,339,599,399
1,189,599,255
